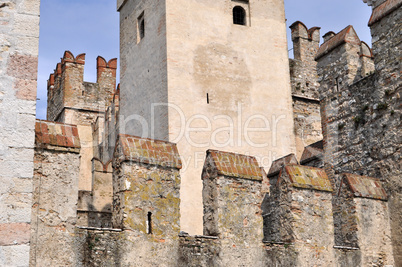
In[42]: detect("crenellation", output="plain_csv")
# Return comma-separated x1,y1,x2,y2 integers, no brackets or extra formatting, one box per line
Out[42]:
46,51,116,126
1,0,400,266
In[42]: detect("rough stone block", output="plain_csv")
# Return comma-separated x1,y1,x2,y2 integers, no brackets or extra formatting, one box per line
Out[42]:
15,35,39,56
0,244,30,266
12,13,40,37
19,0,41,16
7,53,38,80
0,192,32,223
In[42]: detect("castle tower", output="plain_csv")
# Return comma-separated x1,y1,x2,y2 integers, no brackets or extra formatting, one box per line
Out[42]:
288,21,323,159
46,51,117,192
117,0,296,234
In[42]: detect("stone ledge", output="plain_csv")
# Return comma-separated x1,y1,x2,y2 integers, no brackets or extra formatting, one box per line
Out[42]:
116,134,182,169
35,119,80,151
205,149,264,181
368,0,402,26
340,173,388,200
283,164,333,192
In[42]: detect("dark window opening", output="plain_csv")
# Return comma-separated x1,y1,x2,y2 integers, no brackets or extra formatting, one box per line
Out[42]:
137,12,145,43
147,212,152,234
140,19,145,39
233,6,246,25
207,93,209,104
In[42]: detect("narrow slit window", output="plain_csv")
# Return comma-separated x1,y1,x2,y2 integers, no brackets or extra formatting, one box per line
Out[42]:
147,212,152,234
140,19,145,39
137,12,145,43
233,6,246,25
207,93,209,104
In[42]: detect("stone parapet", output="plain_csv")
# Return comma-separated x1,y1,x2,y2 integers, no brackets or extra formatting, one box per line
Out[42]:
368,0,402,25
263,164,335,265
35,119,80,152
115,134,182,169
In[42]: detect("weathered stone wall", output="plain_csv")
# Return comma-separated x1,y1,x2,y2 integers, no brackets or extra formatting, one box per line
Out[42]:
119,0,297,234
292,96,322,159
288,21,323,159
0,0,40,265
317,2,401,264
110,134,182,266
333,178,359,248
118,0,169,141
31,120,81,266
178,235,220,266
355,197,394,266
368,4,402,263
78,228,121,267
198,150,265,266
263,165,335,266
77,159,113,228
333,173,394,266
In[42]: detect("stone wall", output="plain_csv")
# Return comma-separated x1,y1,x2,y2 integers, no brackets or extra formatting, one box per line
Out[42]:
333,173,394,266
201,150,265,266
263,164,335,266
31,120,81,266
317,1,401,264
292,96,322,159
0,0,40,265
367,3,402,263
77,159,113,228
78,228,121,267
289,21,322,159
119,0,297,235
111,134,182,266
178,235,220,266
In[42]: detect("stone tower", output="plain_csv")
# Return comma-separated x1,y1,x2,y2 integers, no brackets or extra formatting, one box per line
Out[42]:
117,0,296,234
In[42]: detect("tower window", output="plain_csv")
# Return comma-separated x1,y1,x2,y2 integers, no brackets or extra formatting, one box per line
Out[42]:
233,6,246,25
137,12,145,43
147,212,152,234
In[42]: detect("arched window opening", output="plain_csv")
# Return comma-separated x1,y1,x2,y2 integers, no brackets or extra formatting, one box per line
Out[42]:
233,6,246,26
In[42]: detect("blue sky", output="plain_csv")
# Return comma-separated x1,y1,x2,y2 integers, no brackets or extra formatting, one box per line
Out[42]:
36,0,372,119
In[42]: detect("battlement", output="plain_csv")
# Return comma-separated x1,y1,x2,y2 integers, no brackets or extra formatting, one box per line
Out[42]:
289,21,320,62
35,119,80,152
339,173,388,200
114,134,182,169
289,21,323,159
315,25,361,60
316,25,375,98
368,0,402,25
289,21,320,43
46,51,117,126
299,140,323,167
